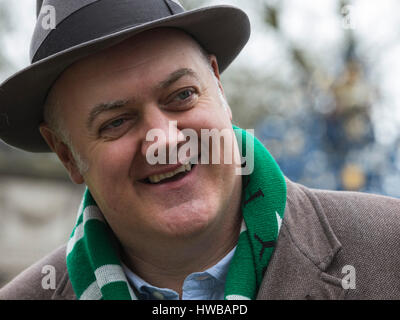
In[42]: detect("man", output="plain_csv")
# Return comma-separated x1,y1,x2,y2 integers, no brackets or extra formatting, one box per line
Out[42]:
1,0,400,300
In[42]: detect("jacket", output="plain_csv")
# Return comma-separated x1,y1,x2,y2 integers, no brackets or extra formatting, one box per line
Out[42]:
1,178,400,299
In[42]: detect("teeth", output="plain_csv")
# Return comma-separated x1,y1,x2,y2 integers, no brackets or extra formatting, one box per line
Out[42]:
148,164,193,184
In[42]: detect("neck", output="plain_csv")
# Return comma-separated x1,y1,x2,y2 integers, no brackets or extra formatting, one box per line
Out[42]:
121,176,242,297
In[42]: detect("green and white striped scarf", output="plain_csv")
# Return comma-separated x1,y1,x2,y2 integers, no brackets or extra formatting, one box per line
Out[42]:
66,127,286,300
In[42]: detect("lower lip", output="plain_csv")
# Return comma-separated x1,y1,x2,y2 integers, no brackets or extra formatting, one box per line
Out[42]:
141,164,198,191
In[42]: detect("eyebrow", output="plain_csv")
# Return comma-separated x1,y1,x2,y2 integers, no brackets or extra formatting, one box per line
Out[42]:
86,99,130,130
158,68,200,89
86,68,200,130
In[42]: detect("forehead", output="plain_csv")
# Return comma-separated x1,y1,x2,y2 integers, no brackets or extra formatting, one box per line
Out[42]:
56,28,205,90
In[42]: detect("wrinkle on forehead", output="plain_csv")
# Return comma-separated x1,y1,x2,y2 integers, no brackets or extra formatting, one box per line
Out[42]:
60,28,204,84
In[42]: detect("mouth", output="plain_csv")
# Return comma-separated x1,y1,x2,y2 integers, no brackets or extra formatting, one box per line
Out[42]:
141,162,197,185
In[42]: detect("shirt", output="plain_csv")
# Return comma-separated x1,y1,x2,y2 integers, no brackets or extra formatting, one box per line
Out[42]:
122,247,236,300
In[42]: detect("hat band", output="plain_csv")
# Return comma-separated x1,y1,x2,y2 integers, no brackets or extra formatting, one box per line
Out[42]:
32,0,184,63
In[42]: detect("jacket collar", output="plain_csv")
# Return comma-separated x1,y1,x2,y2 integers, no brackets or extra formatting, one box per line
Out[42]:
257,178,346,299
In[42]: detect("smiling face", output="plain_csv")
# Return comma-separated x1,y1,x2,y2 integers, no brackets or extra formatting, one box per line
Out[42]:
40,28,242,251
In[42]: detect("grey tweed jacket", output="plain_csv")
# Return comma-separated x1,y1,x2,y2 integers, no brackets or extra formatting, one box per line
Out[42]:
1,178,400,300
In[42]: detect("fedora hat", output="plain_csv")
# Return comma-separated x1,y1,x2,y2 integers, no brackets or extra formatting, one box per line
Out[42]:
0,0,250,152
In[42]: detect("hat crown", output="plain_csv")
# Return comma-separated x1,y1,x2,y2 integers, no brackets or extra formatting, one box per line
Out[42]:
31,0,184,63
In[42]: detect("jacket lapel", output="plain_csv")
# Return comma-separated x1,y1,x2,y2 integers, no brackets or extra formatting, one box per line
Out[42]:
51,267,76,300
257,179,346,300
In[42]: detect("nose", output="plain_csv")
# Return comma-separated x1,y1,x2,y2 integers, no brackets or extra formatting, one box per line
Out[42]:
140,105,185,165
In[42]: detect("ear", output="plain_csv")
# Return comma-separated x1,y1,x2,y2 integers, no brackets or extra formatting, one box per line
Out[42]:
209,55,224,93
209,55,232,121
39,124,85,184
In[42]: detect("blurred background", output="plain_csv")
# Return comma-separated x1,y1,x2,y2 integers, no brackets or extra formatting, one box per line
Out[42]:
1,0,400,288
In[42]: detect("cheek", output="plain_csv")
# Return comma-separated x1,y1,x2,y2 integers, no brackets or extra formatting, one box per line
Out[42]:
84,141,141,223
191,95,230,121
86,138,140,186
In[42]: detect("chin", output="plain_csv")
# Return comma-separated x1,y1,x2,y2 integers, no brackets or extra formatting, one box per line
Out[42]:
159,200,218,238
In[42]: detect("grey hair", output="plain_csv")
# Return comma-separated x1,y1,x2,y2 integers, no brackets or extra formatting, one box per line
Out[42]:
195,43,229,110
205,56,229,111
43,94,89,174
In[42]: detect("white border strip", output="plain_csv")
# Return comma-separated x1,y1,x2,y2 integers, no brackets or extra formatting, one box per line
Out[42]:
66,205,105,256
226,294,251,300
80,281,102,300
94,264,127,288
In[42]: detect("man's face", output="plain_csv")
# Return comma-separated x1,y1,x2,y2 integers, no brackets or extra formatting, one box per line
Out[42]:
43,29,241,246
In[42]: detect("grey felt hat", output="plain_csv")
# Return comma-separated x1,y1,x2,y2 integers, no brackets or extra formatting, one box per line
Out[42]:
0,0,250,152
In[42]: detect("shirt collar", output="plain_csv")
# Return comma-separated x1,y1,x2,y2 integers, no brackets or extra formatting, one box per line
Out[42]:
205,246,236,282
122,246,236,299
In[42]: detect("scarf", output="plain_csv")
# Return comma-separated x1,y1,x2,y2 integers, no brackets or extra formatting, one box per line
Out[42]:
66,127,287,300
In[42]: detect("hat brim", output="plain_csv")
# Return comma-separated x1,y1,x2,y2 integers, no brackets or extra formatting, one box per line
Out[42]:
0,5,250,152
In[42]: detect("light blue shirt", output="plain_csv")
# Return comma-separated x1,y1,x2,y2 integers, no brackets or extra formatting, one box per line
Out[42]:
122,247,236,300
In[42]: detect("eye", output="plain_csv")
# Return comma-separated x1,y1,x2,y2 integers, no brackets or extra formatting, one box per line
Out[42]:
103,118,125,130
164,88,198,111
175,89,194,101
99,115,135,138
